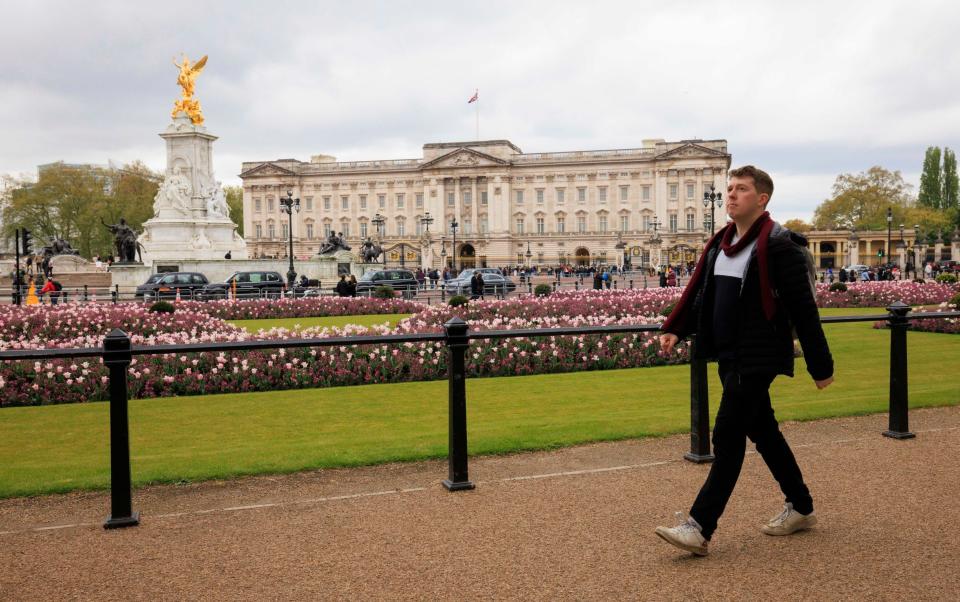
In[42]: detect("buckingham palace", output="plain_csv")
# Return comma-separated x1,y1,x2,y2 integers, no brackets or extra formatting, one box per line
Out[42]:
238,138,731,270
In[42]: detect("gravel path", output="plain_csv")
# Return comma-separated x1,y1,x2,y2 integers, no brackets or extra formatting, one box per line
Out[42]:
2,406,960,601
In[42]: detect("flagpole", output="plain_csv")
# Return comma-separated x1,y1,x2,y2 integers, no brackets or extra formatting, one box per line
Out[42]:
475,97,480,140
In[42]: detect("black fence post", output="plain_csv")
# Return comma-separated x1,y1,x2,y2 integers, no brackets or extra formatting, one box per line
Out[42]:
684,335,714,462
83,284,89,302
111,289,118,304
883,302,915,440
102,329,140,528
442,317,475,491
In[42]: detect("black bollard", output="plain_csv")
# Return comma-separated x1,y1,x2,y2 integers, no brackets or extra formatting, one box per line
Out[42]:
442,318,475,491
883,302,915,439
102,329,140,528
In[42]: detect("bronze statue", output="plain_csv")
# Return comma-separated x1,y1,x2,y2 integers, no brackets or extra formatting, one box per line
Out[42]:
359,237,382,263
318,231,352,255
102,218,141,263
172,54,207,125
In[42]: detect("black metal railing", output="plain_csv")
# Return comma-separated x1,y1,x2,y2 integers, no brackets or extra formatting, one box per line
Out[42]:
0,303,957,530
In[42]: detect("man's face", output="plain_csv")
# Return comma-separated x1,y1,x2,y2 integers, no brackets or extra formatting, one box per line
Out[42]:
725,176,768,222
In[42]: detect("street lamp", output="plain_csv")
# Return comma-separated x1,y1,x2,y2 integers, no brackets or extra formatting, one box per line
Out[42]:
650,216,662,269
372,213,386,241
440,238,447,267
914,224,924,271
450,217,459,273
280,190,300,289
703,184,723,235
420,211,434,233
885,207,893,266
525,241,532,267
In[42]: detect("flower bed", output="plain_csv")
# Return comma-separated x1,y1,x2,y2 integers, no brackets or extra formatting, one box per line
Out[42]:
0,291,681,407
175,297,422,320
815,281,958,308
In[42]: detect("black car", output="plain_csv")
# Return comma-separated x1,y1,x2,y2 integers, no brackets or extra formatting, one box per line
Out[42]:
136,272,209,301
199,271,285,300
355,269,419,296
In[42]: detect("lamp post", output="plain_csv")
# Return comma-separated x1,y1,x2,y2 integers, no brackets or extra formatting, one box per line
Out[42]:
280,191,300,289
525,241,532,268
450,217,459,273
420,211,434,233
886,207,893,266
651,216,662,269
372,213,385,241
440,238,448,269
703,184,723,235
914,224,924,272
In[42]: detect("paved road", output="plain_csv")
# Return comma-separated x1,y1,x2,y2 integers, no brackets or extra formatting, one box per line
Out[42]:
2,406,959,600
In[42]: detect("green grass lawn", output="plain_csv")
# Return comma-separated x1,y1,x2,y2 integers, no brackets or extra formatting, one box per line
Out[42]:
1,307,957,498
227,313,411,333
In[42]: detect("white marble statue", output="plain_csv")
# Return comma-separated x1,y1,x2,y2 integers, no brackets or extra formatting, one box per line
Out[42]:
204,181,231,219
153,167,192,216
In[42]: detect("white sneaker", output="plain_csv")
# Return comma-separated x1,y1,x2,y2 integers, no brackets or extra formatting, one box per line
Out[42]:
655,512,708,556
762,503,817,536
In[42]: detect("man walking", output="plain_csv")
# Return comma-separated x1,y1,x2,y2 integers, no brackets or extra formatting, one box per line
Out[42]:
654,166,834,556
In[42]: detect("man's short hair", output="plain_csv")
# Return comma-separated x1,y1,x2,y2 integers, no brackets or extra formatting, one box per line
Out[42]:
728,165,774,199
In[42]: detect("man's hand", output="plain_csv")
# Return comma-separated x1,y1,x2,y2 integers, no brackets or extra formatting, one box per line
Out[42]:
815,376,834,390
659,333,679,354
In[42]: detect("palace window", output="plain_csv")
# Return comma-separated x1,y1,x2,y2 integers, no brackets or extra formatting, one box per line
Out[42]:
481,191,488,205
255,224,262,238
577,216,586,233
254,198,262,212
669,184,678,200
598,187,607,202
323,196,330,210
463,191,471,205
537,252,544,264
378,194,386,209
396,221,403,237
642,186,651,201
480,217,488,233
464,220,472,235
556,188,565,203
306,223,314,239
448,192,455,206
577,187,586,203
360,222,368,238
341,196,349,210
515,190,524,204
686,213,695,231
516,218,525,234
323,223,331,237
642,215,651,231
536,189,544,204
598,215,608,233
687,183,695,199
536,217,545,234
396,193,405,209
620,186,629,201
268,223,276,238
305,197,313,211
267,197,275,211
669,214,678,232
281,223,288,238
415,193,423,208
621,215,629,232
598,251,607,263
557,217,565,233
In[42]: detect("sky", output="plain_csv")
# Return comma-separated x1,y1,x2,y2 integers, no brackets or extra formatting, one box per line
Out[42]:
2,0,959,222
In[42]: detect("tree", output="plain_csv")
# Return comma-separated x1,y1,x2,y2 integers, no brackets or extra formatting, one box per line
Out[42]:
224,185,244,236
942,147,958,212
0,162,159,258
782,218,812,233
919,146,942,209
812,166,915,231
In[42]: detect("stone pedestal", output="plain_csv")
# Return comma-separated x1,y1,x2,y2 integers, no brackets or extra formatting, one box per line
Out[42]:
138,114,247,264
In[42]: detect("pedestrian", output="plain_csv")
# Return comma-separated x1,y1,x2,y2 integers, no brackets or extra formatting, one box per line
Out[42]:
655,165,834,557
666,269,677,287
593,271,603,290
827,267,834,283
348,275,357,297
415,268,426,290
334,274,350,297
40,276,63,305
658,270,668,288
470,271,484,300
602,269,611,289
838,267,847,283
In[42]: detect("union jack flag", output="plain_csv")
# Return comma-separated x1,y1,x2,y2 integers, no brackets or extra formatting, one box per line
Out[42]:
468,90,478,104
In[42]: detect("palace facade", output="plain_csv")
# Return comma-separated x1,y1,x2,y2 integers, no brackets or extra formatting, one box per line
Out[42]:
238,138,732,270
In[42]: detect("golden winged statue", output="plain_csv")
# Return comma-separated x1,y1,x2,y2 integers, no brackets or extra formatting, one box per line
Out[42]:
171,54,208,125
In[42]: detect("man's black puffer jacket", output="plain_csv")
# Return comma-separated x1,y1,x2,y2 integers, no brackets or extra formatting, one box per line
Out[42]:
682,223,833,380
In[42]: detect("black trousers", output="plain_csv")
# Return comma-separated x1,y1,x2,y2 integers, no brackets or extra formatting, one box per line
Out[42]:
689,361,813,539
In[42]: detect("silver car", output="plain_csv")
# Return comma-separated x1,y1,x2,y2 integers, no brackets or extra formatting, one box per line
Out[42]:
445,269,516,296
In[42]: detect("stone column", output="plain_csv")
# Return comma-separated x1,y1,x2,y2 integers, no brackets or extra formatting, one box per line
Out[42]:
849,236,859,265
471,176,479,238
